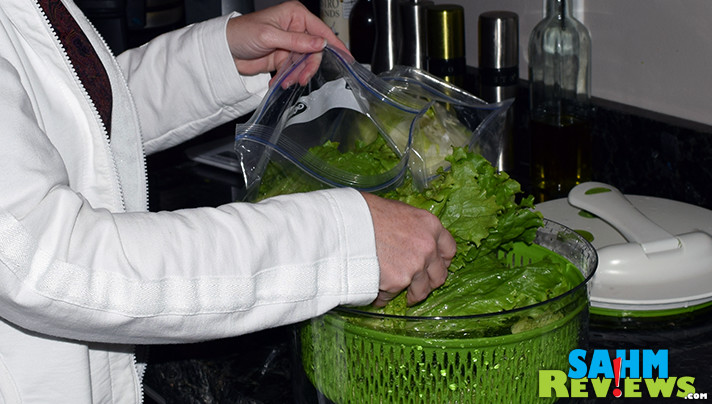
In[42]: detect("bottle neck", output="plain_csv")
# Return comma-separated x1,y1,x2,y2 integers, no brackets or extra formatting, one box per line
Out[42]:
545,0,574,20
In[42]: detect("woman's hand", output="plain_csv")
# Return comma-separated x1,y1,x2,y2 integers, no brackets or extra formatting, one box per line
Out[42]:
225,1,349,86
361,192,457,307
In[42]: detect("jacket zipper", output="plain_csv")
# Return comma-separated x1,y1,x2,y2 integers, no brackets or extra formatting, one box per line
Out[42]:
103,48,151,212
35,0,131,212
34,1,146,402
81,13,151,212
133,346,147,403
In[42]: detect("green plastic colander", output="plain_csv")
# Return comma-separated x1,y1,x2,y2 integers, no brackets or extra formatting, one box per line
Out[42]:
299,220,597,404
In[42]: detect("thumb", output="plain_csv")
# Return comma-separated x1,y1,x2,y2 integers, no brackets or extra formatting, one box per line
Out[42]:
270,29,328,54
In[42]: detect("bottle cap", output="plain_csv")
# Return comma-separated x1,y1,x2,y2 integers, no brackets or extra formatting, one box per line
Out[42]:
400,0,433,69
372,0,402,74
478,11,519,69
426,4,465,60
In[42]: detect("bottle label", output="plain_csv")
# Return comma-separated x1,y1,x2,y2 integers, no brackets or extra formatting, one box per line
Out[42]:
427,57,466,78
479,66,519,87
321,0,355,48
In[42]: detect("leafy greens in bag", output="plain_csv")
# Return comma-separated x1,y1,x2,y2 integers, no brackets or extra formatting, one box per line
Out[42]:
255,134,584,322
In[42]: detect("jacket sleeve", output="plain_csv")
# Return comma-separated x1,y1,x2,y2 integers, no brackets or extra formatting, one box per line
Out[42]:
0,55,380,345
115,13,269,155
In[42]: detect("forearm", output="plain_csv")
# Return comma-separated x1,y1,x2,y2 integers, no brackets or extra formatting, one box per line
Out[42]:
0,187,378,344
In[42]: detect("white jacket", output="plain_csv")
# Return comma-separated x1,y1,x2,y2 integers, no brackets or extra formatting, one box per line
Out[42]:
0,0,380,402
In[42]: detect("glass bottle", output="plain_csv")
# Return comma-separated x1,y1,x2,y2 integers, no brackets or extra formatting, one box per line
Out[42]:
321,0,356,49
349,0,376,64
528,0,592,202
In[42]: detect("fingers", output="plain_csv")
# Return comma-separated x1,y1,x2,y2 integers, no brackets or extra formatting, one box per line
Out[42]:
361,192,456,308
403,212,455,305
438,225,457,267
228,1,348,78
372,290,398,308
293,5,347,52
405,240,452,306
405,271,434,306
282,1,348,54
292,52,324,87
270,53,321,89
267,29,328,56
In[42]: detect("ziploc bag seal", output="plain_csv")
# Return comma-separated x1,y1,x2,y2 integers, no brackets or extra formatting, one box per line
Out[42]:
234,46,512,201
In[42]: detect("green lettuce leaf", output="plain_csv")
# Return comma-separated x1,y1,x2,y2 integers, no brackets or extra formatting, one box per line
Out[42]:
256,136,562,320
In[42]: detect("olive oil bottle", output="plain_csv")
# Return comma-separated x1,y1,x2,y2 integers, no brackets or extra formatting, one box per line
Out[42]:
530,114,592,202
528,0,592,202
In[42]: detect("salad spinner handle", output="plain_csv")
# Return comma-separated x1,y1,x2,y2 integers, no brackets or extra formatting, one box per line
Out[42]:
568,182,679,254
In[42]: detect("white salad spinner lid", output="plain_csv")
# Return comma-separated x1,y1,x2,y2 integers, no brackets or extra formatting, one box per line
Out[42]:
536,182,712,316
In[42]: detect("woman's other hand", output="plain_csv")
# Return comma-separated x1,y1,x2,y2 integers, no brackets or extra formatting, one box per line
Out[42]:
226,1,349,87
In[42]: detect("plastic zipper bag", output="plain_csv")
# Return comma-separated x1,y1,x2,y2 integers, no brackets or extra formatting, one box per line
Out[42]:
378,66,514,188
234,46,511,201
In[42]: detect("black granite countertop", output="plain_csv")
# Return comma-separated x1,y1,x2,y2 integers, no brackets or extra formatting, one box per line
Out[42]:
141,93,712,403
142,306,712,403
